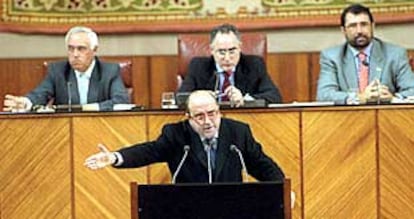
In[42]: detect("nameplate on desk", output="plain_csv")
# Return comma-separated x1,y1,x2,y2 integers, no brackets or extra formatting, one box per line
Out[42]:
268,101,335,108
220,99,266,108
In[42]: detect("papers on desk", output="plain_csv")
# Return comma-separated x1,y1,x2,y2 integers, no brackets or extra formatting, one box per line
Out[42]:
113,104,137,111
268,101,335,108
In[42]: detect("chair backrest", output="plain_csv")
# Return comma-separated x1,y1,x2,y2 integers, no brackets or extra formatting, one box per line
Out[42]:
43,60,133,102
177,33,267,78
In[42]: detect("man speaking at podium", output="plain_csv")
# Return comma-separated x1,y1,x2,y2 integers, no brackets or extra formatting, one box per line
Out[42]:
3,26,129,112
84,90,285,183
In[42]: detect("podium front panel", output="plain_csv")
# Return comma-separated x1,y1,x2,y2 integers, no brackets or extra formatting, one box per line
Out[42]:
138,182,284,219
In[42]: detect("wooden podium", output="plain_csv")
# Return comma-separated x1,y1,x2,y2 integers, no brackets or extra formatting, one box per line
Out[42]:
131,178,291,219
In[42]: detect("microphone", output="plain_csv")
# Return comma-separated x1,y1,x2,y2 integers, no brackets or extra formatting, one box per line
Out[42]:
230,145,249,182
171,145,190,184
67,82,72,112
213,71,222,102
204,144,213,184
362,60,369,66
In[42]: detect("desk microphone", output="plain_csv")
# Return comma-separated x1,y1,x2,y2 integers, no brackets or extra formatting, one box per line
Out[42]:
213,71,222,101
67,82,72,112
362,60,369,66
230,145,248,182
171,145,190,184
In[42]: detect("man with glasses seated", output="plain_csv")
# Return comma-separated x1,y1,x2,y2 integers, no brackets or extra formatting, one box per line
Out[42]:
84,90,285,184
178,23,282,107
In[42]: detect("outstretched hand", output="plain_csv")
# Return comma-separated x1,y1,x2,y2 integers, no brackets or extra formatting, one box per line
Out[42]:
84,144,116,170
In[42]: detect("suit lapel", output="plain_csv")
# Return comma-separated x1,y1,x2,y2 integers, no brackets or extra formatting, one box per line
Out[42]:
369,39,385,82
87,64,100,102
342,47,359,90
234,63,248,92
214,119,232,179
68,69,80,104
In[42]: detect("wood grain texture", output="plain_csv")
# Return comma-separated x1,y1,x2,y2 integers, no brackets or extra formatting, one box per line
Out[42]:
225,111,302,219
302,110,377,219
267,53,311,103
73,115,148,219
378,109,414,219
0,117,71,219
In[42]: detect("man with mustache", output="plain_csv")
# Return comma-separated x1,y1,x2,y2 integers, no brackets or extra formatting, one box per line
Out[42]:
317,4,414,105
3,26,130,112
84,90,285,183
178,23,282,107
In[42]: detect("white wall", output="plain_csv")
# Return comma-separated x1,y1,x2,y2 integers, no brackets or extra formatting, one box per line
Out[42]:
0,23,413,58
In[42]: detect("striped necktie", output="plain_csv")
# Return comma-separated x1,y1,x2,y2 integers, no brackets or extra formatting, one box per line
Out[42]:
358,52,369,92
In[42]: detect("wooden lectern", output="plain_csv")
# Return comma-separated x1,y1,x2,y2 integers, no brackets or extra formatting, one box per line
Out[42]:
130,178,291,219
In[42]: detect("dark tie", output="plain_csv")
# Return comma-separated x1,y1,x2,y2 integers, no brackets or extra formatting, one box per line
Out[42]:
221,71,232,101
358,52,369,92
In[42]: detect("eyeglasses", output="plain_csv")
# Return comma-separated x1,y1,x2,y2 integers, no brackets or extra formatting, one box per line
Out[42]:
190,109,219,123
345,21,371,31
67,45,90,53
214,47,239,57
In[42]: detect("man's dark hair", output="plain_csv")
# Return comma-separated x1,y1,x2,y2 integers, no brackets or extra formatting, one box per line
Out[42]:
340,4,374,27
209,23,241,44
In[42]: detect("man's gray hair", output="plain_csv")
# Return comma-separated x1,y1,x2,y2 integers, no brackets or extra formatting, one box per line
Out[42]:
65,26,99,50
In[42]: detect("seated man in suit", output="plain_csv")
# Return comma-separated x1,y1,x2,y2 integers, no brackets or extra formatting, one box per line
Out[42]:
317,4,414,105
3,26,130,112
84,90,285,183
178,23,282,107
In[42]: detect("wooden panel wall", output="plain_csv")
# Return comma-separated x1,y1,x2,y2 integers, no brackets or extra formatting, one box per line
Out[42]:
0,50,413,110
0,117,71,219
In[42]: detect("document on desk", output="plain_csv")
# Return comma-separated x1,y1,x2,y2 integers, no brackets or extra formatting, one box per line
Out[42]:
268,101,335,108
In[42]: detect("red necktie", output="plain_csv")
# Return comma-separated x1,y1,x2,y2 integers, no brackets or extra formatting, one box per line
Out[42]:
358,52,369,92
221,71,232,101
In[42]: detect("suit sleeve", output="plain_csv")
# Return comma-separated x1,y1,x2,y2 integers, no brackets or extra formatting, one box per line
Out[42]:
115,124,177,168
392,48,414,97
98,64,130,111
248,56,282,103
316,50,349,104
26,64,59,106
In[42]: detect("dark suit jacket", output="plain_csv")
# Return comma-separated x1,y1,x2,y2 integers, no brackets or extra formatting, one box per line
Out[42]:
26,58,130,111
116,118,285,183
178,54,282,103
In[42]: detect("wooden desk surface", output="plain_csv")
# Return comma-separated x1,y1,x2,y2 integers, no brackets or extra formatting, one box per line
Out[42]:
1,105,413,219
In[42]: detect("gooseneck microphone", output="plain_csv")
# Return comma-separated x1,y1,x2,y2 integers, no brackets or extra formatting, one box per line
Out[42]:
206,145,213,184
171,145,190,184
213,71,222,102
230,144,249,182
362,60,369,66
67,82,72,112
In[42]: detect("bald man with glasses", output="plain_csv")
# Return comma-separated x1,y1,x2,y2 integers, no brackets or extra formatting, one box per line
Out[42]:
85,90,285,184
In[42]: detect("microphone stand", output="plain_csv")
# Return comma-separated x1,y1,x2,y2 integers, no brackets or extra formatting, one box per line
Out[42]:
206,145,213,184
67,82,72,112
171,145,190,184
231,145,248,182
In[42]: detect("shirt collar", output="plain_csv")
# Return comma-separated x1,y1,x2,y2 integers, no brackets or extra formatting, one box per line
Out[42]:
349,41,373,58
74,59,96,79
215,63,236,74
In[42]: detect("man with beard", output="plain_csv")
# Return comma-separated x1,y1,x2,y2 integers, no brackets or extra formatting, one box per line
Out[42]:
3,26,129,112
316,4,414,105
84,90,285,183
178,23,282,107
